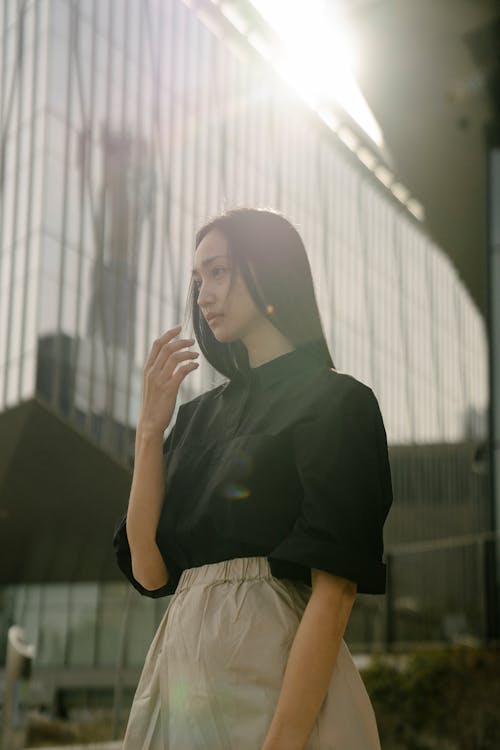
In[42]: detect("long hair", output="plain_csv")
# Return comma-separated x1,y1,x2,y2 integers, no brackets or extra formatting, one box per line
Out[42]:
183,207,335,380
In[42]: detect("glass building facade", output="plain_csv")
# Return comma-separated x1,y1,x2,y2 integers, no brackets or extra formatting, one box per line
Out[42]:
0,0,493,715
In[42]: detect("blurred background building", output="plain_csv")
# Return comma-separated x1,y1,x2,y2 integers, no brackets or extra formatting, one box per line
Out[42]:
0,0,499,723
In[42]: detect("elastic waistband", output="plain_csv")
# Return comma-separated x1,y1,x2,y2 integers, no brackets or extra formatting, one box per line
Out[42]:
176,556,272,593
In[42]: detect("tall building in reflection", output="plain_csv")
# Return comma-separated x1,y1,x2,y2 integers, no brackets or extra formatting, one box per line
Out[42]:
0,0,494,722
71,128,154,444
84,128,146,354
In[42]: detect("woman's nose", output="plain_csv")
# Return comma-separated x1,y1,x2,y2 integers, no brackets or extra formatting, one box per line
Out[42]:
197,284,214,307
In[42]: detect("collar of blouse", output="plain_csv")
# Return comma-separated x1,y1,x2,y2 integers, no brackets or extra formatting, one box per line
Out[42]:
226,337,331,392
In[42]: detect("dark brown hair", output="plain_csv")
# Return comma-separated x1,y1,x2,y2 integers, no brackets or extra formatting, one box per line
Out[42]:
183,207,335,380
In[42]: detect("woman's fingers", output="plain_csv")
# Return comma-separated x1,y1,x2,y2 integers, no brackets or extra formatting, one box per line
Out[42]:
161,346,200,379
170,360,200,388
143,324,182,372
139,324,200,435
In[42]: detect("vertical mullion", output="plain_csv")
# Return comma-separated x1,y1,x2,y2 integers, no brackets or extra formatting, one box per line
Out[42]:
212,30,224,212
85,0,100,439
4,0,26,405
0,0,10,208
393,213,416,441
274,85,282,210
235,46,245,205
241,59,250,205
122,0,134,449
0,0,9,378
142,0,162,420
76,0,98,437
182,12,200,356
251,67,258,205
17,0,40,396
165,0,183,318
94,0,114,447
146,0,165,337
161,0,176,328
257,81,269,208
0,0,7,118
191,19,204,226
452,274,468,417
136,0,151,369
226,49,237,209
52,0,76,411
154,0,165,335
199,24,210,221
182,12,197,338
205,21,216,219
105,0,121,453
174,3,187,318
67,1,88,432
184,14,195,218
219,43,230,211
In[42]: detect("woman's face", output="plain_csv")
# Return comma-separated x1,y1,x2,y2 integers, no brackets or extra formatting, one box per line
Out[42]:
192,229,264,343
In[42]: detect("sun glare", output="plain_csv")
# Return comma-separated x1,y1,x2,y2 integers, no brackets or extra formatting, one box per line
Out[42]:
247,0,383,148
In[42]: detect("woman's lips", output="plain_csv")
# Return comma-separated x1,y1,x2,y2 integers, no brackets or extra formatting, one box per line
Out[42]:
208,315,223,326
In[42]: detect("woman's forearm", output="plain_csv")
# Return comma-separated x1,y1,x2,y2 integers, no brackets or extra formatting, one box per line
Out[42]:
261,574,357,750
126,421,169,590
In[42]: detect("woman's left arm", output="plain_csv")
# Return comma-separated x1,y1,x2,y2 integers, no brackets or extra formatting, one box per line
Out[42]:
261,568,357,750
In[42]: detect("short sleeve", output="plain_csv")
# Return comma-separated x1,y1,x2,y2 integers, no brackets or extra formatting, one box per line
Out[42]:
268,382,393,594
112,412,184,598
112,515,176,597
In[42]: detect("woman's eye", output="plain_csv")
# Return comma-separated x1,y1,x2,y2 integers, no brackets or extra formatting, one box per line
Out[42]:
193,267,228,290
212,266,227,278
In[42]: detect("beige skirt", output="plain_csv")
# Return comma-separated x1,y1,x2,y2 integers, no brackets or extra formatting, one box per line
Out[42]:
122,556,381,749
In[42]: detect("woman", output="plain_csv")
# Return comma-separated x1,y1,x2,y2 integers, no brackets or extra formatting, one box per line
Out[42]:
113,207,393,749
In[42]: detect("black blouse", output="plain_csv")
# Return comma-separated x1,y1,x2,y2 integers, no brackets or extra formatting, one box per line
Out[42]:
113,338,393,597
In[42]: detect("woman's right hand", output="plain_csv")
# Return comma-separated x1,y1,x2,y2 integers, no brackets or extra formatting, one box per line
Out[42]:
138,324,199,437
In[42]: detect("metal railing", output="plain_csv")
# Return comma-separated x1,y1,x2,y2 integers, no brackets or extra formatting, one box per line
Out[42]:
347,530,500,653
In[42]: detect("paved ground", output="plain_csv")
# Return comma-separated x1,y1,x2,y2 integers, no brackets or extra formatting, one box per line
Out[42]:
25,744,122,750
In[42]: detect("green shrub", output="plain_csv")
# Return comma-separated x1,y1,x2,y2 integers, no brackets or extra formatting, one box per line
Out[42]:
25,712,126,747
361,646,500,750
